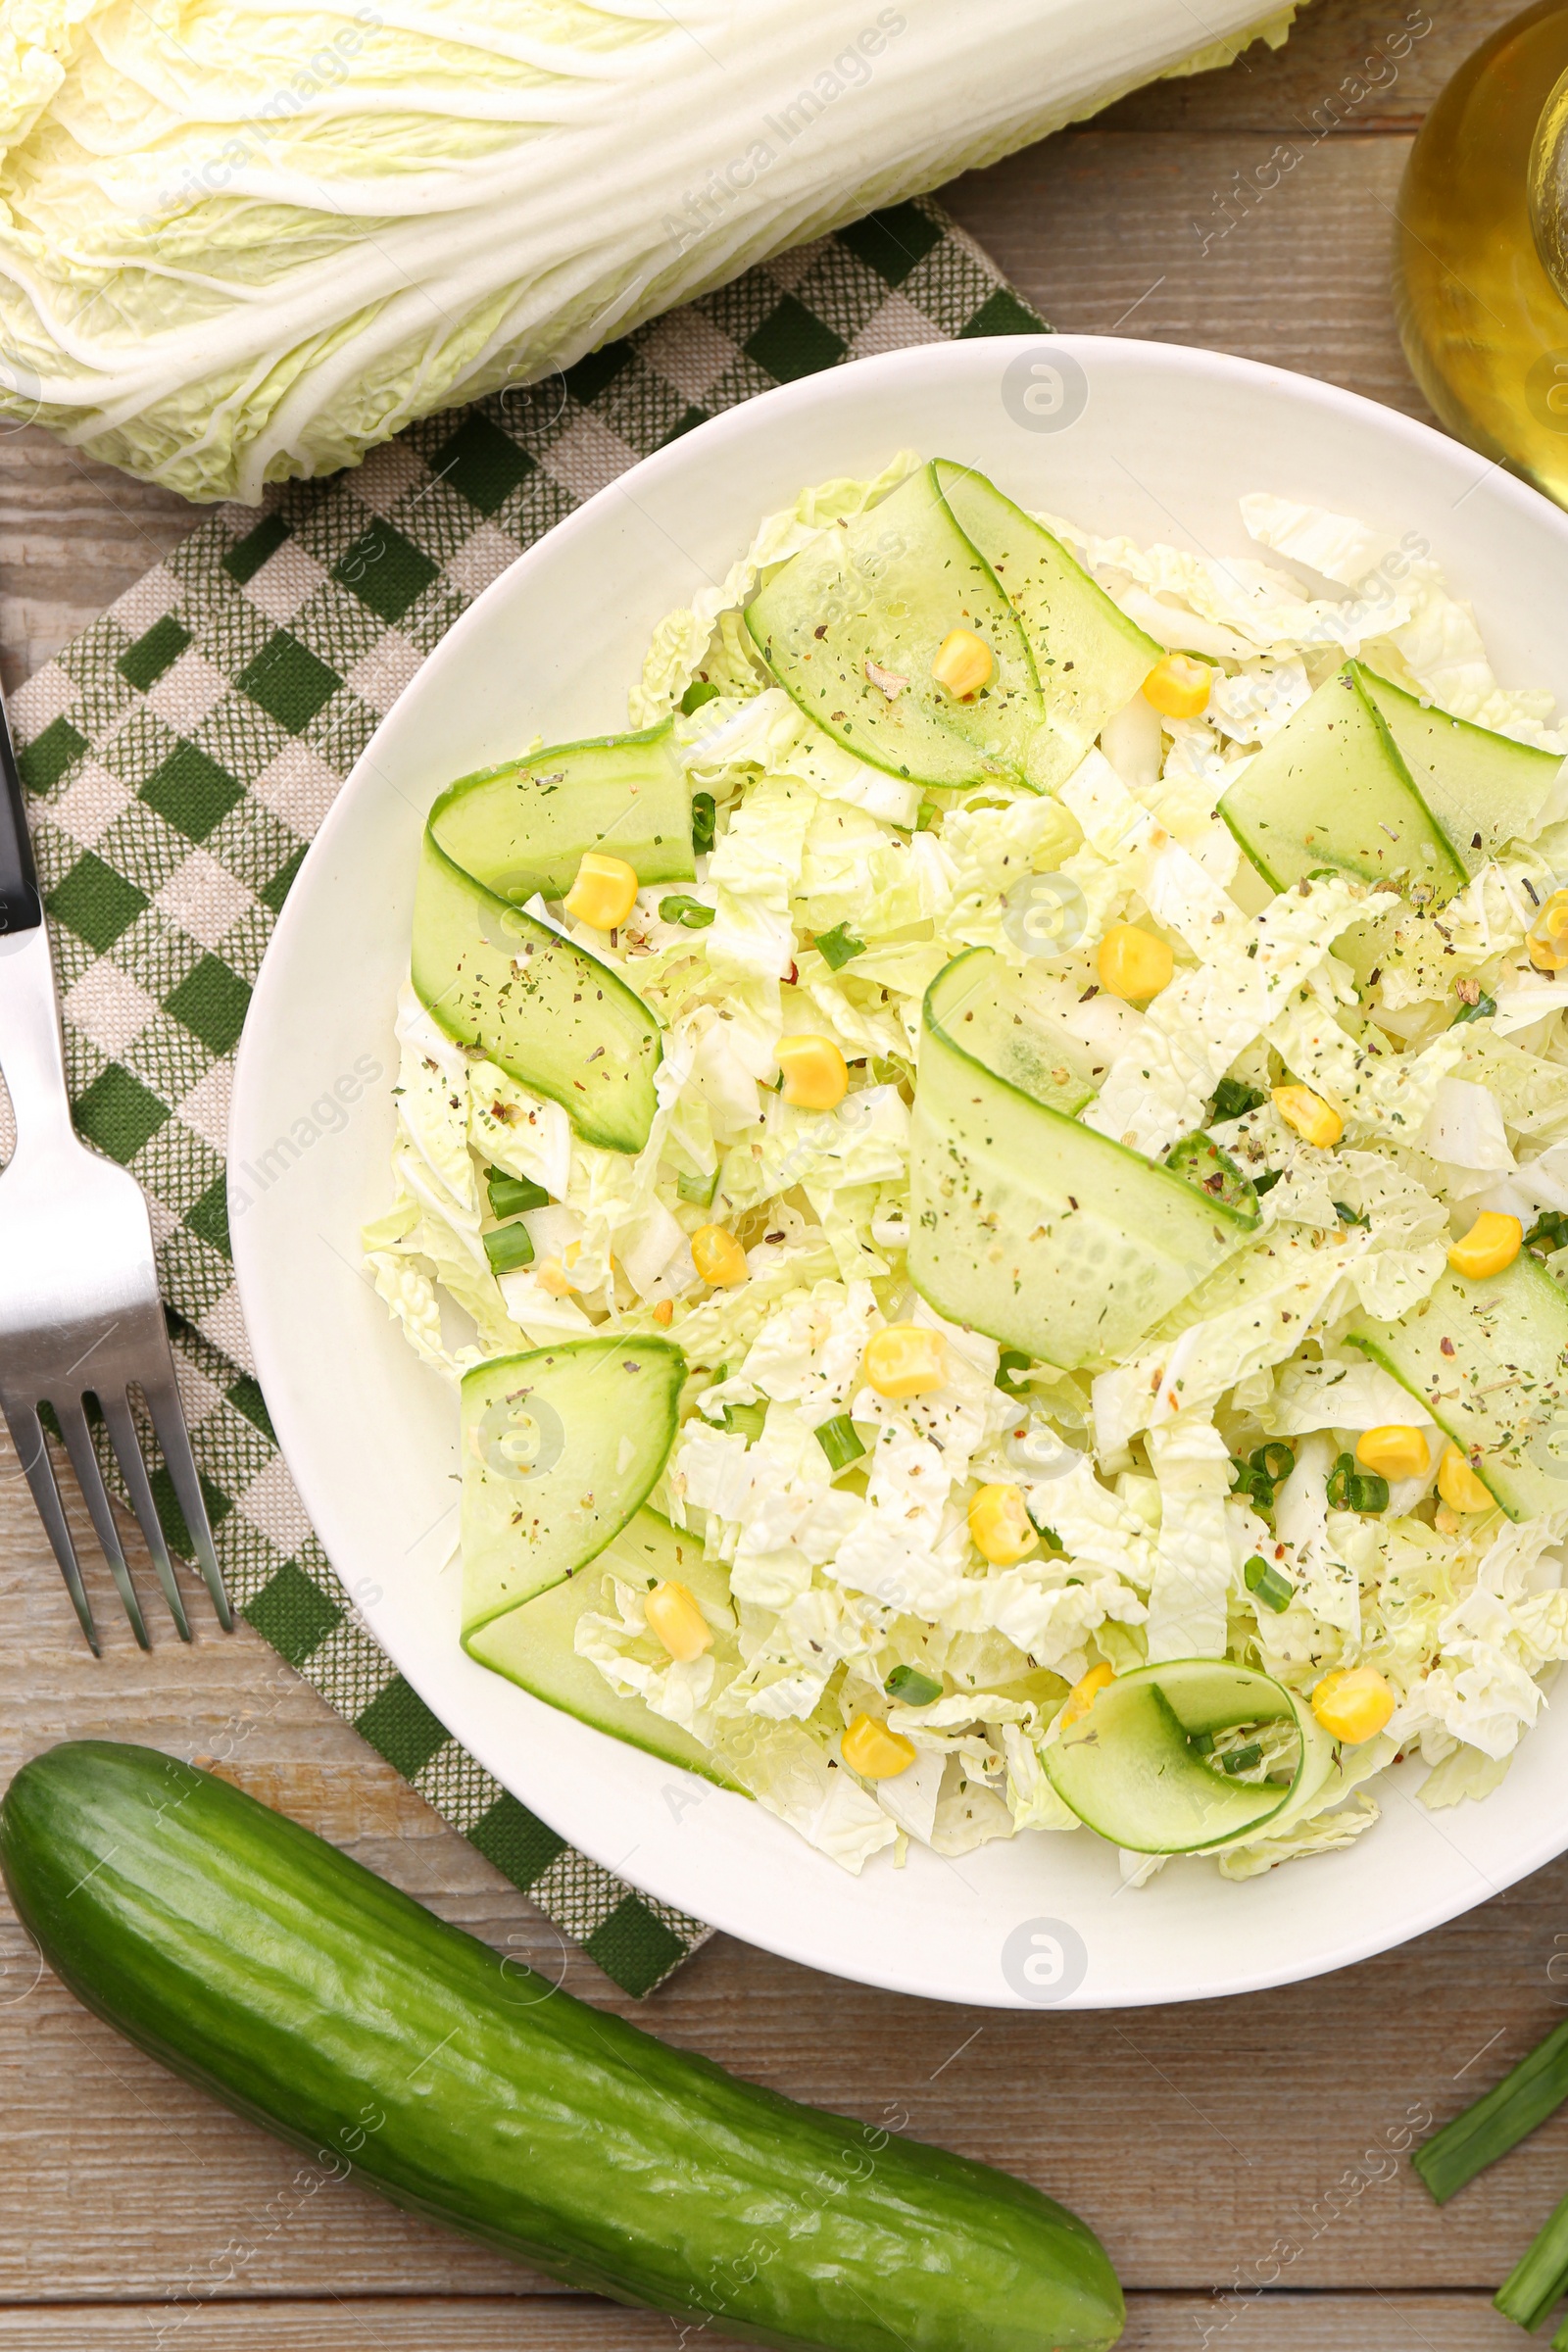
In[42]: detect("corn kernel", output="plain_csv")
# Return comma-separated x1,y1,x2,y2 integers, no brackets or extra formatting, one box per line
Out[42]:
653,1298,674,1327
1438,1445,1494,1513
1447,1210,1522,1280
564,850,639,931
1310,1665,1395,1743
1528,889,1568,972
1355,1425,1432,1482
968,1482,1038,1565
692,1224,748,1287
1059,1662,1115,1729
644,1580,713,1663
842,1713,916,1779
1098,922,1175,1002
862,1324,948,1398
534,1256,571,1297
1142,653,1213,719
931,627,995,700
776,1033,849,1111
1272,1083,1344,1150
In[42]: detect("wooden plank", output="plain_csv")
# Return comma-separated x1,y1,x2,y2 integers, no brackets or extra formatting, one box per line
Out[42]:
0,7,1557,2342
1101,0,1525,131
0,2293,1529,2349
946,129,1438,420
0,429,199,696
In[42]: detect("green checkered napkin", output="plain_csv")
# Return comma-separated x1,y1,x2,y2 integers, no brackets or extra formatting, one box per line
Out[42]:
10,200,1043,1995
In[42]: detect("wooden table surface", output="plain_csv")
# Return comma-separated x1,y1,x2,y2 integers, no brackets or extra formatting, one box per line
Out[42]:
3,0,1565,2342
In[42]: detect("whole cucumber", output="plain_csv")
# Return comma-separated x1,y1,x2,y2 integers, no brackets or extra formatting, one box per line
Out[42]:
1,1742,1122,2351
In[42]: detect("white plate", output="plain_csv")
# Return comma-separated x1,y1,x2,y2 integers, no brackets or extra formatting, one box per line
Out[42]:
231,335,1568,2010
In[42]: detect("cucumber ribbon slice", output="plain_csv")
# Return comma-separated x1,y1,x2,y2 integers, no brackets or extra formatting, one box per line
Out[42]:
471,1506,745,1791
745,460,1157,794
1349,1254,1568,1522
907,947,1257,1369
462,1338,686,1628
1044,1659,1336,1854
1219,661,1560,907
413,719,694,1152
459,1340,747,1784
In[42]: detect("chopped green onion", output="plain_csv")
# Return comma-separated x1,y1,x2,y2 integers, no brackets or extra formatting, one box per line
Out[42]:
996,1349,1032,1394
1250,1441,1296,1488
659,894,715,928
1453,989,1496,1025
1414,2017,1568,2202
486,1166,549,1218
1231,1447,1296,1513
677,1167,719,1206
1333,1200,1369,1228
1189,1730,1215,1755
691,792,716,853
1219,1740,1264,1777
814,1413,866,1474
720,1399,766,1445
1327,1451,1389,1513
680,679,720,714
1229,1455,1273,1511
1165,1131,1258,1219
1210,1076,1266,1122
1244,1554,1295,1614
1252,1168,1283,1197
483,1222,535,1273
814,922,864,970
885,1663,943,1707
1495,2191,1568,2330
1527,1210,1568,1254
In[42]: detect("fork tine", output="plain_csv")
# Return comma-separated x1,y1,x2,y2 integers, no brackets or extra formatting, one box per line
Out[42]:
4,1401,100,1655
53,1396,150,1650
144,1375,233,1632
100,1390,191,1642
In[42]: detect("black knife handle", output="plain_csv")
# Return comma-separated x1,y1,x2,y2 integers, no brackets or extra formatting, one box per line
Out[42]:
0,680,41,934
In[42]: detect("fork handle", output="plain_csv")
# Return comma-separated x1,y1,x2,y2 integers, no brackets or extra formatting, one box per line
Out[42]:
0,685,73,1145
0,924,74,1150
0,679,41,934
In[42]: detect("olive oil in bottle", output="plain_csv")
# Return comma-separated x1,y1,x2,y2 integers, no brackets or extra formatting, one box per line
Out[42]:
1396,0,1568,506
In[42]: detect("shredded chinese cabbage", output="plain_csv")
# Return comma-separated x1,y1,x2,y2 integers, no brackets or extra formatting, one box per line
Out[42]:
367,463,1568,1883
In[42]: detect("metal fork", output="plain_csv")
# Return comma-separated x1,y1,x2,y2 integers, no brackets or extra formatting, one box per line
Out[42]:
0,681,232,1651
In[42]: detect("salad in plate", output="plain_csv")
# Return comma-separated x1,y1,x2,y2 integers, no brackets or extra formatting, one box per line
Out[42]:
365,451,1568,1883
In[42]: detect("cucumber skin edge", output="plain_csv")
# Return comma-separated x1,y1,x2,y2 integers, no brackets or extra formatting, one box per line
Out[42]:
0,1742,1124,2352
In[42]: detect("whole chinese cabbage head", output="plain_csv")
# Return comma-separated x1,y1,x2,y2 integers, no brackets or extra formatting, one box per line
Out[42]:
1,0,1297,502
